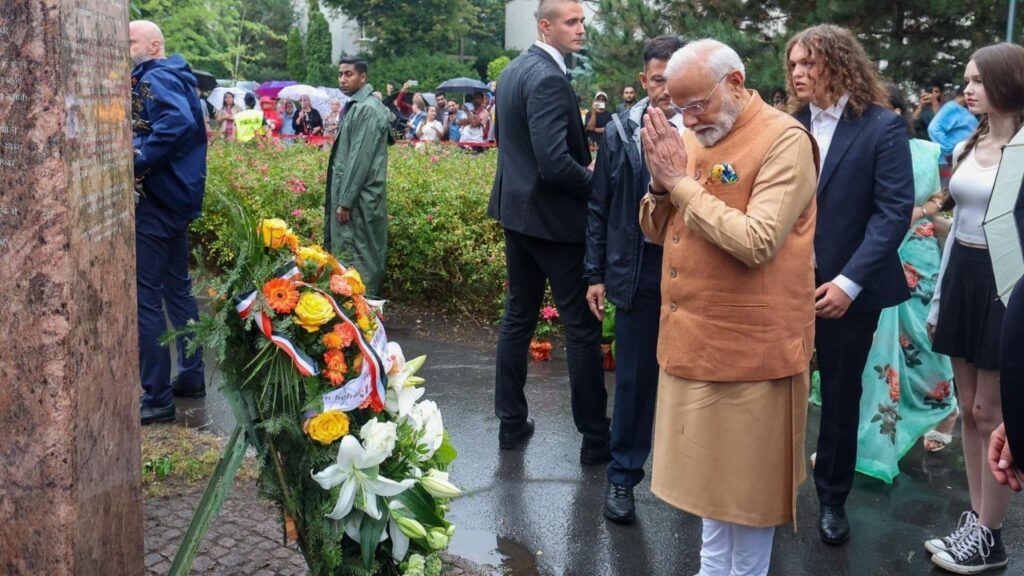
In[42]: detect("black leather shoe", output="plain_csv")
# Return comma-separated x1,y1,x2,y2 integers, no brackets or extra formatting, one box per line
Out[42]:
819,504,850,545
580,441,611,465
141,402,176,425
603,482,636,524
170,376,207,399
499,418,535,450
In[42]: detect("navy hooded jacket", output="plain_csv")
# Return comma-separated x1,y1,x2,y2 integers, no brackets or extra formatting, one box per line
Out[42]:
132,54,207,226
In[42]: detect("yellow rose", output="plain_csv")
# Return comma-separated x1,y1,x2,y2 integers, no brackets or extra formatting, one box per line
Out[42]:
305,411,349,445
342,269,366,295
296,245,332,267
294,292,336,332
257,218,291,249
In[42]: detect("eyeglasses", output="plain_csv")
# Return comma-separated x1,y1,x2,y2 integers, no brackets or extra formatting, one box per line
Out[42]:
671,73,728,116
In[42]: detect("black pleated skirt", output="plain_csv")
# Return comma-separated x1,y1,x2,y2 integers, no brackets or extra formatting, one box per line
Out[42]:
933,241,1006,370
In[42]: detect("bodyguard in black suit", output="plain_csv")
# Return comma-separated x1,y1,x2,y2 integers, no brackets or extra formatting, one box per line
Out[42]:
487,0,610,462
787,25,914,545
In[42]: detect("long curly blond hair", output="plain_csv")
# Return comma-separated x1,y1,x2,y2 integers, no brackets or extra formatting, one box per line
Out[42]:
784,24,887,116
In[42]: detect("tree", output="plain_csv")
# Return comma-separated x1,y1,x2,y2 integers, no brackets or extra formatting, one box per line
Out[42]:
130,0,281,80
369,51,479,95
287,28,307,81
319,0,477,57
487,55,511,82
237,0,296,81
305,1,336,86
586,0,668,99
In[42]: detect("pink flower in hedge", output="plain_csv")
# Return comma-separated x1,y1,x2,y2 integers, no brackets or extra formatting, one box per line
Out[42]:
292,209,303,217
430,155,439,163
426,214,433,222
541,306,559,321
288,177,307,194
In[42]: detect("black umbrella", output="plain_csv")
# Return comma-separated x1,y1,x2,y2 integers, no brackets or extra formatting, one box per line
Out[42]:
192,69,218,92
436,77,489,94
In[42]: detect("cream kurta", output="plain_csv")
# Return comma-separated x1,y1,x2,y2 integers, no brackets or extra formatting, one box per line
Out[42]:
640,93,818,527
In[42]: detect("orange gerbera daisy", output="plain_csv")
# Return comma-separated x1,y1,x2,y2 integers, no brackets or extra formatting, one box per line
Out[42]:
262,278,300,314
322,330,343,350
323,349,348,386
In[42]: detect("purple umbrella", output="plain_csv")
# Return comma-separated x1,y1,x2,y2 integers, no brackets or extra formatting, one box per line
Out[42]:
255,80,298,99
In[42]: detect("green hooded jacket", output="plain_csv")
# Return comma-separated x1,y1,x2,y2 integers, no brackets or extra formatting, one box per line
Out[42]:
324,83,391,295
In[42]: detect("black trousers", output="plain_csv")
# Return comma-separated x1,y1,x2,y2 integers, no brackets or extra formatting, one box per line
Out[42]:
813,308,882,507
1001,283,1024,466
494,229,610,445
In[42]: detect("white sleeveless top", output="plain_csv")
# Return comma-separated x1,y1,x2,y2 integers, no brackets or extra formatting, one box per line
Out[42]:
948,143,998,245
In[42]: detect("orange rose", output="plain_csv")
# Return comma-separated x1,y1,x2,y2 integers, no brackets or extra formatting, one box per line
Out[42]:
330,273,353,297
886,366,900,401
333,322,357,348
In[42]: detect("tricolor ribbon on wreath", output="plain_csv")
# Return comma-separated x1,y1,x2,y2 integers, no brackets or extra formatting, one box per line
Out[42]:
233,262,389,412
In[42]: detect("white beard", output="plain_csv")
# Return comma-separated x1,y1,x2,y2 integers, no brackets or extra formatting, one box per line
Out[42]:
692,96,742,147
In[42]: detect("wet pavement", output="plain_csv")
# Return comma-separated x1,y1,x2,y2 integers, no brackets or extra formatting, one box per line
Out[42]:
174,324,1024,576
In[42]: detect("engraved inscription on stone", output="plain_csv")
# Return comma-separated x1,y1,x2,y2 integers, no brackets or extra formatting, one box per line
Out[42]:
61,4,133,244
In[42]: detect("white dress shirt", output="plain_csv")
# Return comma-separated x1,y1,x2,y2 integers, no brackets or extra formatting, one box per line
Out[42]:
809,94,862,301
534,41,567,74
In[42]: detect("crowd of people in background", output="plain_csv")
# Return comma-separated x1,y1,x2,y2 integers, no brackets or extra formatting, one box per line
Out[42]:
199,76,498,151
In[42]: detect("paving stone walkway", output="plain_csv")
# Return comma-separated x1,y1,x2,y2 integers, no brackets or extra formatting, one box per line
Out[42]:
143,475,490,575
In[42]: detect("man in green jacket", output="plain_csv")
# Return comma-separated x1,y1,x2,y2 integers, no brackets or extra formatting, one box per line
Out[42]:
324,56,391,295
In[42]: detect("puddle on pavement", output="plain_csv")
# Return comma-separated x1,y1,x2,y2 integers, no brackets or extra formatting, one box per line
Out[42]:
447,528,540,575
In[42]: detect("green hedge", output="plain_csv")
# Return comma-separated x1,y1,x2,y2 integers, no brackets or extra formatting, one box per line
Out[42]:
193,140,505,317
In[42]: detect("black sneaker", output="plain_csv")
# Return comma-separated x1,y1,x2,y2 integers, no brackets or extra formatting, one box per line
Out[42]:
926,511,979,555
931,524,1008,574
602,482,636,524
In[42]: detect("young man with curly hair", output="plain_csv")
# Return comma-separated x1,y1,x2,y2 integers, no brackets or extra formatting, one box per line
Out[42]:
786,24,915,546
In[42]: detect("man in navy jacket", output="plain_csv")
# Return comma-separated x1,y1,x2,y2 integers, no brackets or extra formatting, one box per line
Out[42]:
487,0,610,462
130,20,208,424
787,25,914,545
584,35,686,524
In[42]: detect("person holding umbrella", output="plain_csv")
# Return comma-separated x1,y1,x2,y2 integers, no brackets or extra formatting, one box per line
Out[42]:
215,91,239,140
925,42,1024,575
293,94,323,136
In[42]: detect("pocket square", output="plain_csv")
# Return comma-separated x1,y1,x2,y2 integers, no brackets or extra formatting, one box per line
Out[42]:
710,162,739,184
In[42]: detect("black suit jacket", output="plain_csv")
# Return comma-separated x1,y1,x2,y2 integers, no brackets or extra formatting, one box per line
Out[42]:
797,104,915,313
488,45,592,244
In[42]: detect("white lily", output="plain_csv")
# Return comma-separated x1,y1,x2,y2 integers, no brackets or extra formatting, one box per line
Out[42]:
385,350,428,419
387,500,414,562
311,435,414,520
409,400,444,460
420,468,462,499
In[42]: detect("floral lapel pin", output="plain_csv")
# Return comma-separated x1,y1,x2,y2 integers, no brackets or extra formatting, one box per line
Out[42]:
710,162,739,184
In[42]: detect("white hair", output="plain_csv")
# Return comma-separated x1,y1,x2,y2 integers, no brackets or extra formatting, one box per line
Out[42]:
665,39,745,81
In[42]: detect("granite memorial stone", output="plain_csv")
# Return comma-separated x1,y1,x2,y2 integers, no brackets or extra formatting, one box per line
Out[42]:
0,0,144,573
